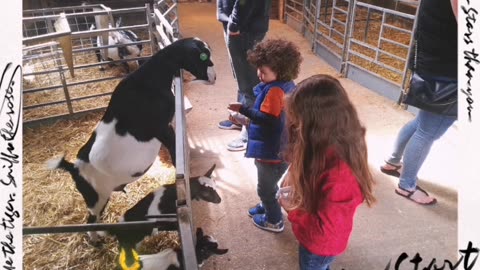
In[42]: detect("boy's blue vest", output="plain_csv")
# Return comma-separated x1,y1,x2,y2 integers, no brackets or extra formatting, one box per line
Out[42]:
245,81,296,160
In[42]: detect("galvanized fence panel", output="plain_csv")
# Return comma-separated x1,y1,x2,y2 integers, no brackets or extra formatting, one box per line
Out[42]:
344,1,416,101
284,0,418,104
23,4,153,125
313,0,351,71
285,0,304,33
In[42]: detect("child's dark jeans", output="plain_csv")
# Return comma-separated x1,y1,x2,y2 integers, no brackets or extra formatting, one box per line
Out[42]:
299,245,336,270
254,160,288,223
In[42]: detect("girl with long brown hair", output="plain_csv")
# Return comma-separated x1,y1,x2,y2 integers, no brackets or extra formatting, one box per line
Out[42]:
279,74,376,270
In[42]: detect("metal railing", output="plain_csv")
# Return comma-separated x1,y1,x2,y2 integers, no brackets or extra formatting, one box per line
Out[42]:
285,0,417,103
22,4,153,125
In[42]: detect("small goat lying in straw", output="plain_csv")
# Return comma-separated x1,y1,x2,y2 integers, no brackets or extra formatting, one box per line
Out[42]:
47,37,216,243
116,228,228,270
109,164,221,249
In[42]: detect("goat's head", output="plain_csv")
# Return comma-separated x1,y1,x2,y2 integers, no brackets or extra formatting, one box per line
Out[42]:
175,37,216,85
195,227,229,266
190,164,221,204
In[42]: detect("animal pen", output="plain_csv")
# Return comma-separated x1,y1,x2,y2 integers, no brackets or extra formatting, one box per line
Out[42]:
22,1,201,269
285,0,419,105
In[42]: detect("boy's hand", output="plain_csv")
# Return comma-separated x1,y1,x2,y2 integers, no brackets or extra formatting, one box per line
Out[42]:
227,102,242,112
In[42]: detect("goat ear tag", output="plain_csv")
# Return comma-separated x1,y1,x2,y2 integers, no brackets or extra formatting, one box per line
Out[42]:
200,53,208,61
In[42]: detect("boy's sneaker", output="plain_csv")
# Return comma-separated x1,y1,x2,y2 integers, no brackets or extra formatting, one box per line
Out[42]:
248,203,265,217
252,214,284,233
226,137,247,151
218,119,242,130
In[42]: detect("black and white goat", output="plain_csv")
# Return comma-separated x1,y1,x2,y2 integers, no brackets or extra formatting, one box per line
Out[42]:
111,164,221,248
47,37,216,242
91,17,144,73
116,228,228,270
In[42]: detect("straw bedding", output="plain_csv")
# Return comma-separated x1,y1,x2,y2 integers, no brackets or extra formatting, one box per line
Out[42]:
23,112,180,270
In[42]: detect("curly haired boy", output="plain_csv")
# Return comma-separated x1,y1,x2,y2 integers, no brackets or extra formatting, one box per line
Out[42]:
228,39,303,232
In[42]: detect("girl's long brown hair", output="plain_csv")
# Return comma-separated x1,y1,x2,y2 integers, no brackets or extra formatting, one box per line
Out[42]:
284,74,376,213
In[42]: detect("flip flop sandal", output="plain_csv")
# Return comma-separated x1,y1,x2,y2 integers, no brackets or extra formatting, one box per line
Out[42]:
395,185,437,205
380,163,402,177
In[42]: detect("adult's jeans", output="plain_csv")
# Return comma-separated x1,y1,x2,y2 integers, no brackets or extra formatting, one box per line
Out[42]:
226,31,266,107
385,109,455,190
299,245,336,270
254,160,288,224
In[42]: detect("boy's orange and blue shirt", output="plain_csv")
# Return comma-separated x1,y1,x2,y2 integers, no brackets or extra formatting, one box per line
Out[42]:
258,86,285,118
239,81,296,160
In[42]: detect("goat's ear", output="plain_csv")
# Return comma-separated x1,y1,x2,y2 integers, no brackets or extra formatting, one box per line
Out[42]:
115,17,122,28
196,227,204,238
204,164,216,178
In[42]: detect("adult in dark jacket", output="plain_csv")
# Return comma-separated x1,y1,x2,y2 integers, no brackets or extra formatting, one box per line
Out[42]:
380,0,458,205
217,0,272,152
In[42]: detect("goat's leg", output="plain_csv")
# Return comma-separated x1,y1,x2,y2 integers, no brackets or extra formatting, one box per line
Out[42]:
121,61,130,73
86,194,110,246
158,124,176,167
93,49,106,71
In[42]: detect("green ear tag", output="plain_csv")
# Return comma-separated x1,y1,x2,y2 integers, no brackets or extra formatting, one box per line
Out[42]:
200,53,208,61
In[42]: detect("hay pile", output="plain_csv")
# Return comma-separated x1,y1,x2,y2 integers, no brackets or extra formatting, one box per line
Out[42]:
23,112,180,270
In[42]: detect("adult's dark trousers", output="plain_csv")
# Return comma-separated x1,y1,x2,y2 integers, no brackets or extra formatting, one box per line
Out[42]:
225,31,266,107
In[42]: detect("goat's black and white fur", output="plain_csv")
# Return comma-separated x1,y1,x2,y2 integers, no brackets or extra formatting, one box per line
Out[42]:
91,17,144,73
111,164,221,248
117,227,228,270
47,37,215,243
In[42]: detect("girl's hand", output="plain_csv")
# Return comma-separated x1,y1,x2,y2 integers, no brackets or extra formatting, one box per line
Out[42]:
228,102,242,112
278,197,290,213
277,186,292,213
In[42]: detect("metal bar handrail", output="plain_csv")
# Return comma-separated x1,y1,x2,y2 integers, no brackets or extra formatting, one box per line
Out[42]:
23,4,104,13
382,23,413,34
331,17,347,27
24,74,124,94
355,1,416,18
348,50,403,74
315,28,344,48
378,37,410,50
24,91,114,110
23,217,178,235
23,7,148,23
174,73,198,270
347,61,402,86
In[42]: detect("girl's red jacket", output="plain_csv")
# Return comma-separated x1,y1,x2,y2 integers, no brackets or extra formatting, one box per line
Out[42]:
288,150,364,256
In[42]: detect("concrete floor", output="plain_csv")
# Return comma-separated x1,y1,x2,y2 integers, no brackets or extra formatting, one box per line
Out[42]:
179,3,458,269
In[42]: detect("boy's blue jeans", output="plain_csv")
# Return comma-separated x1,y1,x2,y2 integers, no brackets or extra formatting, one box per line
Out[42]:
226,31,265,107
299,245,336,270
385,109,455,191
254,160,288,223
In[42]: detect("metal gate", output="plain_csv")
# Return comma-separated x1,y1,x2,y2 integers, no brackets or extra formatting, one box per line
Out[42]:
22,4,154,125
285,0,418,104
